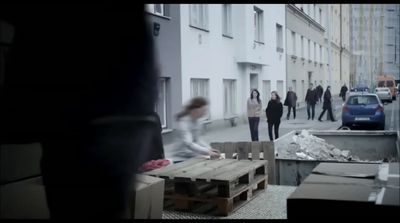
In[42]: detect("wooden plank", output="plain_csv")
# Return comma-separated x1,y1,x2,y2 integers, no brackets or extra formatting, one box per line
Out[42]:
251,142,262,160
173,159,238,181
144,157,205,177
224,142,236,159
262,141,275,184
210,143,224,153
154,158,211,179
213,160,267,182
237,142,249,160
195,161,251,182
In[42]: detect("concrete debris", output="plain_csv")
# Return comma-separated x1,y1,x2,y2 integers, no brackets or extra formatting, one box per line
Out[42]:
282,130,361,161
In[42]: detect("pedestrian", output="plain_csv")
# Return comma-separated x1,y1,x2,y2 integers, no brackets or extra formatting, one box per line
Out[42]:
284,87,297,120
318,86,337,122
170,97,220,163
317,85,323,104
265,91,283,141
247,89,262,141
305,83,318,120
340,83,348,102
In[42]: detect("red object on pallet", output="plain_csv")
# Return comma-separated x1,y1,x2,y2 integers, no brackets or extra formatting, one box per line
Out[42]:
139,159,171,172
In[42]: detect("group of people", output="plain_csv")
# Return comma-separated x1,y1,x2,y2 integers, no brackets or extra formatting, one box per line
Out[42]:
169,83,347,165
246,84,338,144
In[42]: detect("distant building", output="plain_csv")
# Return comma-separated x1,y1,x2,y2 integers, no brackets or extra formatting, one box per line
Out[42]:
350,4,400,88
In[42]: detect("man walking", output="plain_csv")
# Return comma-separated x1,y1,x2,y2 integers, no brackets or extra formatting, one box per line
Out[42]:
317,85,323,104
318,86,336,122
305,83,318,120
284,87,297,120
340,83,348,102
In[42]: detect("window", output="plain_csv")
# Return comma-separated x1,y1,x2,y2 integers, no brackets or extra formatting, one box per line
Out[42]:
313,4,316,20
223,79,237,117
292,31,296,55
222,4,232,37
191,78,210,119
319,45,322,63
276,24,283,52
155,78,168,128
308,39,311,60
190,4,209,30
263,80,271,106
301,36,304,58
292,80,297,93
314,42,317,62
254,7,264,42
319,8,322,24
146,4,169,17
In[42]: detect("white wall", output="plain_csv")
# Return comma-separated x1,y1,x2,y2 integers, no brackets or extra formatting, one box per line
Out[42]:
180,4,286,120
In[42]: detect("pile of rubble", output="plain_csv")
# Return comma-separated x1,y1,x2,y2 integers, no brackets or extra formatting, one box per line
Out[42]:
281,130,361,161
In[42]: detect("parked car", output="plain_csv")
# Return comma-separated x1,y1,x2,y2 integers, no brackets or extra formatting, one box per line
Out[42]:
350,85,370,93
342,93,385,130
375,87,392,103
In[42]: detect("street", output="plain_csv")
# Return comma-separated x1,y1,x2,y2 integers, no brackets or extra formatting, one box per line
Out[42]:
165,97,400,150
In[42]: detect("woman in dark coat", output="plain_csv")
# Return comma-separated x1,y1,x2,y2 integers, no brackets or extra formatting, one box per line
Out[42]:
284,87,297,120
266,91,283,141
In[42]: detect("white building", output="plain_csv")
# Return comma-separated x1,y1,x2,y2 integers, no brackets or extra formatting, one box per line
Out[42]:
146,4,286,143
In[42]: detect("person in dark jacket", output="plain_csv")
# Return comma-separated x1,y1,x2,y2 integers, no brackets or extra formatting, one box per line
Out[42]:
266,91,283,141
316,85,324,104
305,83,318,120
339,83,348,102
318,86,336,122
284,87,297,120
1,4,161,219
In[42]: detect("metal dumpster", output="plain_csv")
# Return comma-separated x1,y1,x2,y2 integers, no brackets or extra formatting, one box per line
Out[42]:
274,130,400,186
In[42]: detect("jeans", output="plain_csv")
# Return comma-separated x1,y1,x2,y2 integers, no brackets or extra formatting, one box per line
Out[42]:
248,117,260,141
267,121,280,141
307,103,316,120
286,106,296,119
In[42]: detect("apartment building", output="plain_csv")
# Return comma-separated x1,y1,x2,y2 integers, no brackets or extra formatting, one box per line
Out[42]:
146,4,286,144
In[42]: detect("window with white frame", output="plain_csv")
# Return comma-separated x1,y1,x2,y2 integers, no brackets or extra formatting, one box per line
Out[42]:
254,7,264,42
276,24,283,52
308,39,311,60
222,4,232,37
190,78,210,119
190,4,209,30
263,80,271,106
292,31,296,55
155,78,168,128
319,45,323,63
301,36,304,58
146,4,169,17
314,42,317,62
223,79,237,117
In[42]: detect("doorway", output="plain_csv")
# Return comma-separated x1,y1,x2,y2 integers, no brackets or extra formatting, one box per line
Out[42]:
250,73,259,90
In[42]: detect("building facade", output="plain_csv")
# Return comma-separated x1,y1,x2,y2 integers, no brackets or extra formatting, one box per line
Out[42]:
146,4,286,144
350,4,400,88
286,4,327,107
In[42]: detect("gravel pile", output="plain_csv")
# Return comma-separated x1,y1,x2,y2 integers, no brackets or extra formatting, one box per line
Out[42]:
279,130,361,161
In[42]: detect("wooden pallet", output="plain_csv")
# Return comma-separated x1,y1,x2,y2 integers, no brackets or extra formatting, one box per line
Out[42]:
144,157,268,216
164,176,268,216
210,141,276,185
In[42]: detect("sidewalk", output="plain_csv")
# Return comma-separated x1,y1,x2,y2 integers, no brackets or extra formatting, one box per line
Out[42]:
164,96,344,153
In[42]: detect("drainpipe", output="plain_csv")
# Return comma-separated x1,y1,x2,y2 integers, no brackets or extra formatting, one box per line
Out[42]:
340,4,342,88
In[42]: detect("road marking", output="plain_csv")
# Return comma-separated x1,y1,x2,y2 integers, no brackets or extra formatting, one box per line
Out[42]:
389,100,396,130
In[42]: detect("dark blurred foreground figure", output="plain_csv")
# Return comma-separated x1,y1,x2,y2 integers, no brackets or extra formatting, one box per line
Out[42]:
1,3,161,219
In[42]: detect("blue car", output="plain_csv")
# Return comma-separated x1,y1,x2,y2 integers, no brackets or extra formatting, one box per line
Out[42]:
350,85,370,93
341,93,385,130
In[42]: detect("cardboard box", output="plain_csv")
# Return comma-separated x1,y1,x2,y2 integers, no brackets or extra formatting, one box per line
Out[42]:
129,174,165,219
0,177,50,219
287,162,399,218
